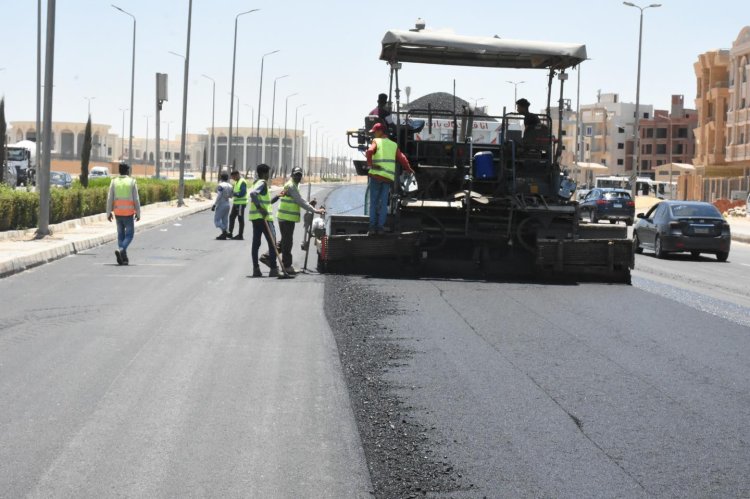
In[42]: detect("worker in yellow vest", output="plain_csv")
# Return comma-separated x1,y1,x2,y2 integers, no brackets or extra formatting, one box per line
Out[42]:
272,166,325,274
365,122,413,235
248,163,279,277
106,162,141,265
228,170,248,240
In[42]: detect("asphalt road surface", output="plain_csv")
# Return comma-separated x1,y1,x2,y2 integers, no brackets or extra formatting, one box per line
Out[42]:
2,182,749,498
322,184,750,497
0,185,373,498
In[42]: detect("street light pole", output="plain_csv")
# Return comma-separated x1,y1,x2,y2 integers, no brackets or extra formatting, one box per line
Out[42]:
623,1,661,196
227,9,259,171
119,107,127,159
307,120,318,199
37,0,56,237
201,74,215,179
143,114,150,166
176,0,194,206
293,103,306,166
270,74,288,173
112,4,136,166
506,80,525,104
255,50,280,167
283,92,298,175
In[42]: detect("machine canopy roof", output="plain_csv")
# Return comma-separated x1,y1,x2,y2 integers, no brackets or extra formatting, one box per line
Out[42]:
380,30,587,70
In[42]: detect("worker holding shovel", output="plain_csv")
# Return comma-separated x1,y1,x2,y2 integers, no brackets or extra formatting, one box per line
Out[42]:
248,163,287,278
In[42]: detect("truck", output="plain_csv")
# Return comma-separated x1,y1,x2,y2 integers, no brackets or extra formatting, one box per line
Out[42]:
316,28,634,283
6,140,37,186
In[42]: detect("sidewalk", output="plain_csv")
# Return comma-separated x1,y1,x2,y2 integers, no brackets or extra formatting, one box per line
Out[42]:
727,216,750,244
0,195,213,278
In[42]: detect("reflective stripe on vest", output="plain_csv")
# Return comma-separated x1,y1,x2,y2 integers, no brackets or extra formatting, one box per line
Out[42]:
370,137,397,182
113,177,136,216
232,178,248,205
248,179,273,221
277,180,301,223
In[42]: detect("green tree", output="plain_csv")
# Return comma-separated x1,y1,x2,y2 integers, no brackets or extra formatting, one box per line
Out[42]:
201,147,207,181
0,98,6,184
80,115,92,188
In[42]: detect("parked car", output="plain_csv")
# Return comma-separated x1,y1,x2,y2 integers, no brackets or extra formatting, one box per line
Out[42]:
633,201,731,261
579,188,635,225
50,171,73,189
89,166,110,178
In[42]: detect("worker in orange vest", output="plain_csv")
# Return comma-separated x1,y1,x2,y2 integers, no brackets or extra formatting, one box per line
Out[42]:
106,162,141,265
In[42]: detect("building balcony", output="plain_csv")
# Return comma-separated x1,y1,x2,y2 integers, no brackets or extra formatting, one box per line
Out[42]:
727,144,750,162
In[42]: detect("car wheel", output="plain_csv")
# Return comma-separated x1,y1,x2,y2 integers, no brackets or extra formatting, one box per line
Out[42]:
690,251,701,259
633,233,643,254
609,219,617,224
716,251,729,262
590,209,598,224
654,235,666,259
626,218,633,227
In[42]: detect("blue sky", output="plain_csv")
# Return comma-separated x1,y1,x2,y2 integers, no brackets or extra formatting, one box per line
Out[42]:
0,0,747,157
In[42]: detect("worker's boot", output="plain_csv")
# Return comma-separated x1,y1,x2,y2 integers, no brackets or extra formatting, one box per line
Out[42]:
216,231,228,240
232,233,244,240
252,266,262,277
259,253,272,268
114,249,123,265
268,267,280,278
121,250,129,265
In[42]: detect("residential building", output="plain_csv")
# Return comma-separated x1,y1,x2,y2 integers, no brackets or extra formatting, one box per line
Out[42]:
693,49,730,173
578,92,652,176
639,95,698,172
727,26,750,170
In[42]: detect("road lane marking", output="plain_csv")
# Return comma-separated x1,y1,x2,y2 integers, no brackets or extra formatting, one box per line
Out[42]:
104,274,164,278
96,263,186,267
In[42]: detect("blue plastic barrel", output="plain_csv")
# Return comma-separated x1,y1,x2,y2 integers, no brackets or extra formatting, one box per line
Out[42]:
473,151,495,179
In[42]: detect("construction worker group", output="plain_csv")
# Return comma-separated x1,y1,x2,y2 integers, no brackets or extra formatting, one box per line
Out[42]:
213,163,324,277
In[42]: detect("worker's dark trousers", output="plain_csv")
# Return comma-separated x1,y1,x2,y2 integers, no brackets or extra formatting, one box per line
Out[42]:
228,204,246,236
279,220,296,269
251,219,278,269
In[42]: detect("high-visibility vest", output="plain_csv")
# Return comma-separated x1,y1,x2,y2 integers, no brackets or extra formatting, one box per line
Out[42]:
248,179,273,221
112,177,136,216
277,180,301,223
370,137,397,182
232,178,248,205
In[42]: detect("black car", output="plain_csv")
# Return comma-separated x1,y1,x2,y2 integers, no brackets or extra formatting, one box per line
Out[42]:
50,171,73,189
633,201,731,261
579,188,635,225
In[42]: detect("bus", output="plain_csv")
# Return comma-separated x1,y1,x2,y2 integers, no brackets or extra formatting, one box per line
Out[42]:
594,175,674,198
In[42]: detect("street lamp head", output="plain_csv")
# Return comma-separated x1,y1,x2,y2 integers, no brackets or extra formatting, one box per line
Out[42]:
648,3,662,7
264,49,280,58
622,1,636,6
201,73,214,82
237,8,259,19
168,50,185,59
275,74,289,82
111,4,135,19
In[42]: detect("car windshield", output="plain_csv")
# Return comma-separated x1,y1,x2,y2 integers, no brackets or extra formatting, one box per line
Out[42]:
603,191,631,200
669,204,721,218
7,149,27,161
50,172,63,181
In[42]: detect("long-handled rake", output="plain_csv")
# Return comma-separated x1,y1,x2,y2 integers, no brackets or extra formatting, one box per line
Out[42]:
262,218,294,279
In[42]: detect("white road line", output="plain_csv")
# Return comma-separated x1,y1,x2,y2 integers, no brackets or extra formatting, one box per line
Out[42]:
104,274,164,278
96,263,186,267
741,263,750,268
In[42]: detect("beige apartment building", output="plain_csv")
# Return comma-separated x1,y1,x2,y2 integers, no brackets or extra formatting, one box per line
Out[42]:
639,95,697,171
726,26,750,171
693,49,730,174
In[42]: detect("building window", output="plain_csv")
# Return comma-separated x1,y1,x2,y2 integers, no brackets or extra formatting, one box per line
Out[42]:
645,128,654,138
656,144,667,154
601,159,606,165
585,126,592,136
643,112,650,119
618,126,625,134
641,159,650,170
644,144,653,154
656,160,664,166
656,128,668,139
617,142,624,149
677,127,688,138
617,158,624,166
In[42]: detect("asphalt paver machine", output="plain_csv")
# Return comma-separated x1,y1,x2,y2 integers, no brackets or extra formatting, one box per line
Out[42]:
317,29,633,282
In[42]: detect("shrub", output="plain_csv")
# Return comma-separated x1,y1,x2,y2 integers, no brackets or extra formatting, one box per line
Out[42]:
0,178,204,231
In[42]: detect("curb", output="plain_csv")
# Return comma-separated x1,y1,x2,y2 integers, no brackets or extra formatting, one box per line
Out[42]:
0,200,212,279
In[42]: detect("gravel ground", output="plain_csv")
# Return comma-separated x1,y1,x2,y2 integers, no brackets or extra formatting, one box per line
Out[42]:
324,275,475,498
